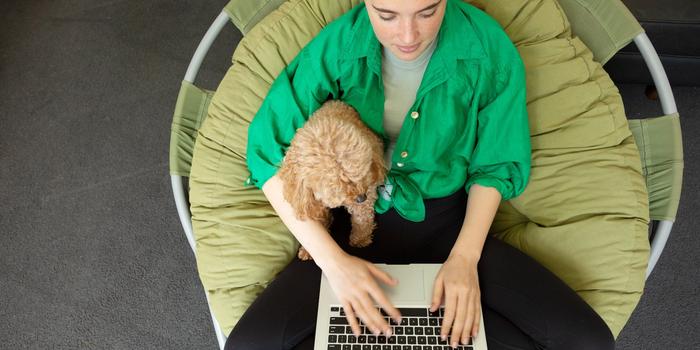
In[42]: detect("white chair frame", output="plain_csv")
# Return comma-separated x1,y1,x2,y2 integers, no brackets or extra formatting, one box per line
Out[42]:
171,10,679,349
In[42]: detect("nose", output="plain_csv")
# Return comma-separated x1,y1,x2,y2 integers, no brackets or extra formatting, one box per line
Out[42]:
355,194,367,203
399,18,418,45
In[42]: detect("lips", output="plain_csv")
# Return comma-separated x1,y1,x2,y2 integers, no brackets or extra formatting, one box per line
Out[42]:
397,43,420,53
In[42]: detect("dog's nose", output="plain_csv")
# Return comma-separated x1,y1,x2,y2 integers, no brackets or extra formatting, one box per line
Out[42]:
355,194,367,203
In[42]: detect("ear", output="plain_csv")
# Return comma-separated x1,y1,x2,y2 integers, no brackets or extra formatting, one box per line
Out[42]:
306,199,330,224
280,167,317,220
370,141,388,184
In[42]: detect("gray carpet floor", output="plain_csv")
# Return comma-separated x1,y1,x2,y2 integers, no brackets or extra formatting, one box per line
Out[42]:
1,1,698,349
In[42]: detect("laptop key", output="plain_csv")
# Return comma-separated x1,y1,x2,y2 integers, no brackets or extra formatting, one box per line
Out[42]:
415,328,423,335
373,346,381,350
338,335,347,343
330,326,345,334
368,336,377,343
342,345,351,350
398,336,407,344
419,318,428,326
328,345,341,350
405,327,413,335
329,335,337,343
398,308,428,317
418,337,427,345
331,317,349,325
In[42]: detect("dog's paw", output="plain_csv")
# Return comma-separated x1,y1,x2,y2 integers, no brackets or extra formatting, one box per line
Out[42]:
297,247,313,261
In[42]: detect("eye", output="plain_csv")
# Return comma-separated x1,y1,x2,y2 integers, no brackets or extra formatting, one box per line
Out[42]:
379,15,395,21
419,10,437,19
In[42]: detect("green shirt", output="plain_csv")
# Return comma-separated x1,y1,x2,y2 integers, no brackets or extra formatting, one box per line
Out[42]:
246,0,531,222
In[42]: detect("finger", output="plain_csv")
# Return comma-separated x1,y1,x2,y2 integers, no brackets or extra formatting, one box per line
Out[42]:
461,292,476,345
368,263,398,286
351,299,372,336
342,302,362,337
450,292,468,348
359,292,388,335
430,274,444,312
440,289,458,341
472,302,481,339
368,285,400,331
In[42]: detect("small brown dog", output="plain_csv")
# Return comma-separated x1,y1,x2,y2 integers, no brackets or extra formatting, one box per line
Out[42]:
278,100,387,260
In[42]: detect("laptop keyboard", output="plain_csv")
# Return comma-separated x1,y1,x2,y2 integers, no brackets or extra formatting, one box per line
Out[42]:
326,306,474,350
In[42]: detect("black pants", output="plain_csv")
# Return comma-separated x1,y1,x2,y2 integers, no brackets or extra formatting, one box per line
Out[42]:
225,191,614,350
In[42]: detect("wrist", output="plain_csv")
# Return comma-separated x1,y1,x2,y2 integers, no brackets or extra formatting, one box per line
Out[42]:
314,245,348,271
448,250,481,265
448,240,482,264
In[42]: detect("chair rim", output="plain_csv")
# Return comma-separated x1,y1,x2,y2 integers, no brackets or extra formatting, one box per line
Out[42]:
170,3,683,347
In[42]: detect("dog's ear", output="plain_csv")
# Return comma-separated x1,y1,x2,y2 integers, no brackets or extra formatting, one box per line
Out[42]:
305,197,330,224
369,140,388,184
280,166,315,220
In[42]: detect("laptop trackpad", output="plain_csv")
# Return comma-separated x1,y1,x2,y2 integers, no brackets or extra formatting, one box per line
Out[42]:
379,266,425,303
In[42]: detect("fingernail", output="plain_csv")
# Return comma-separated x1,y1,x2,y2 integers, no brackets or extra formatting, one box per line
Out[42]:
385,328,392,337
441,335,447,341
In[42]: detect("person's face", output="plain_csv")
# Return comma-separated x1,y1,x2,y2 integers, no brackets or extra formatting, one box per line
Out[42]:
365,0,446,61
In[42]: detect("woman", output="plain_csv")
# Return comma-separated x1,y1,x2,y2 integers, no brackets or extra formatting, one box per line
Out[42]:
228,0,615,349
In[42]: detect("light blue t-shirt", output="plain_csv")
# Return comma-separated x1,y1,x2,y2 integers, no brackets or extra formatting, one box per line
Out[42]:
381,39,438,168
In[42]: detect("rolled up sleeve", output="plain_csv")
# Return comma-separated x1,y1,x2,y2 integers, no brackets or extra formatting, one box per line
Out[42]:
246,48,337,189
464,57,531,201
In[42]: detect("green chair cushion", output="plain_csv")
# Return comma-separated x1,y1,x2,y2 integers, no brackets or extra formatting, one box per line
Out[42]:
189,0,649,337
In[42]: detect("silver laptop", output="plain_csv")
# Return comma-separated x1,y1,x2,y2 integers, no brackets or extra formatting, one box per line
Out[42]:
314,263,488,349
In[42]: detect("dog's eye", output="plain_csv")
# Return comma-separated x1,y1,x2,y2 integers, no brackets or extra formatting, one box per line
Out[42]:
355,194,367,203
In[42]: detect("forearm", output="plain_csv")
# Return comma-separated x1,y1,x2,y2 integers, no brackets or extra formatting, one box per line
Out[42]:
450,184,502,261
262,174,345,267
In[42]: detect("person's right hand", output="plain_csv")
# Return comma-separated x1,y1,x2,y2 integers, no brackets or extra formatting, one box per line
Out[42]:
321,252,402,337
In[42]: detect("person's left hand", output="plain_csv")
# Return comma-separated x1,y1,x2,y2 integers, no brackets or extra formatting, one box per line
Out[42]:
430,253,481,348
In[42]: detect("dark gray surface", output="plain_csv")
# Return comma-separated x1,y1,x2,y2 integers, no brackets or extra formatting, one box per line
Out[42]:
0,1,698,349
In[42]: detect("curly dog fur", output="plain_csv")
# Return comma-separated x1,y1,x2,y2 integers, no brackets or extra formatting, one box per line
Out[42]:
278,100,387,260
